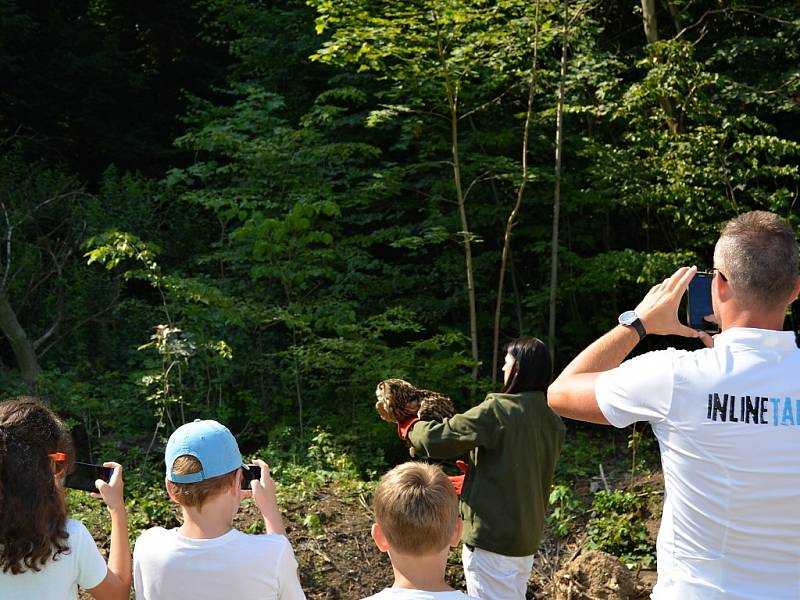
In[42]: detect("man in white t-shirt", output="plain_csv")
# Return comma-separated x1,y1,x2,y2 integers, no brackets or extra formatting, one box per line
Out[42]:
548,211,800,600
133,419,305,600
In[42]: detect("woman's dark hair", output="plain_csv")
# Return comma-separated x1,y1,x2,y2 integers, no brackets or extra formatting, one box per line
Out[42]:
0,396,74,574
501,336,552,394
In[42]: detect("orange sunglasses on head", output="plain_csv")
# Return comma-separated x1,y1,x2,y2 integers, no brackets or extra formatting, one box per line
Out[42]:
48,452,67,473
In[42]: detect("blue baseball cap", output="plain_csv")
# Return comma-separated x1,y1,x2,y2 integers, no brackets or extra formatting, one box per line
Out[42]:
165,419,244,484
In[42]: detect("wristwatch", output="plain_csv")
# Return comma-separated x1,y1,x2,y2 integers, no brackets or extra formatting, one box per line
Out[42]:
618,310,646,341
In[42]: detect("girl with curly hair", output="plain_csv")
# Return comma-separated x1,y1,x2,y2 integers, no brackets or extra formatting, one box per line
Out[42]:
0,396,130,600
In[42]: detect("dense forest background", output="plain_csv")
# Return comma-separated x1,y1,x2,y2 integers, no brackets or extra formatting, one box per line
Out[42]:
1,0,799,474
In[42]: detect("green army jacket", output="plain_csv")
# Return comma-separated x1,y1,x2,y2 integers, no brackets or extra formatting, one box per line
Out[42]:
408,391,565,556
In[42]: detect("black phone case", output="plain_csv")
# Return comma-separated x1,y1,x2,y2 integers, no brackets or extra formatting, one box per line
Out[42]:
687,272,717,331
241,464,261,489
64,462,113,492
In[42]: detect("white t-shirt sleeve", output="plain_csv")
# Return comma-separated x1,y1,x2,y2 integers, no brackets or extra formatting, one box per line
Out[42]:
595,349,675,427
69,520,108,591
276,537,306,600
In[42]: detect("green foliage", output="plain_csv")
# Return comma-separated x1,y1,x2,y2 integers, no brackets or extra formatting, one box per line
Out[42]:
302,513,324,534
628,424,658,482
583,35,800,245
555,428,619,481
548,484,581,538
84,231,163,283
586,489,656,569
235,425,381,509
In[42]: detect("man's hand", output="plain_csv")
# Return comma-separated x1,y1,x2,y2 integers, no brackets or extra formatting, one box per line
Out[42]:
635,266,713,347
635,266,697,336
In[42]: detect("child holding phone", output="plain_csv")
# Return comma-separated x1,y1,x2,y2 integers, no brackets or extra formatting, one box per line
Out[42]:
133,419,305,600
0,396,131,600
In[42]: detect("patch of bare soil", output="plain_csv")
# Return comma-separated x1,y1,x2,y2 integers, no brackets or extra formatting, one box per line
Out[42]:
274,486,391,598
552,549,640,600
529,469,664,599
244,484,467,597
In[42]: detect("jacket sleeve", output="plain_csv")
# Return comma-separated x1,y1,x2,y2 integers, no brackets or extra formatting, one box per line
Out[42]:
407,395,501,459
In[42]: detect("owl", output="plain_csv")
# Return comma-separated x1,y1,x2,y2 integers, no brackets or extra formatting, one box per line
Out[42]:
375,378,456,423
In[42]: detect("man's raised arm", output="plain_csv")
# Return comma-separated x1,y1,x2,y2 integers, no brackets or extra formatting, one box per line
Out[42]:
547,266,709,423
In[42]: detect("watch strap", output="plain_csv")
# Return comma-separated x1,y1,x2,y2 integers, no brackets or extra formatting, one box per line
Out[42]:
629,317,646,341
618,310,647,341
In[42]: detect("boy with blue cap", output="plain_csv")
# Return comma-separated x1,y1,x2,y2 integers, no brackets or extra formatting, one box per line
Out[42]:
133,419,305,599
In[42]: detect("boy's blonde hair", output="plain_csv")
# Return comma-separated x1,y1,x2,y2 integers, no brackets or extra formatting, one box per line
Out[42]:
166,455,238,510
373,462,458,555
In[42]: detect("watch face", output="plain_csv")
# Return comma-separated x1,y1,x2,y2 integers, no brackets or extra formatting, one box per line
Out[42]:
618,310,638,326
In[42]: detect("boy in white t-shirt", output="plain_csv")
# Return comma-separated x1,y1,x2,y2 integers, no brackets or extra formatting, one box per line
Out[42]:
133,419,305,600
363,462,478,600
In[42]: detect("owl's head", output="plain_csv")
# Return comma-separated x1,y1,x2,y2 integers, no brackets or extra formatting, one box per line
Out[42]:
375,378,411,399
375,378,417,423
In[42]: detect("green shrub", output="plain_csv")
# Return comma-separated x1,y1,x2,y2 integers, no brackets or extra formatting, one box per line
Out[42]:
586,488,656,568
548,484,581,538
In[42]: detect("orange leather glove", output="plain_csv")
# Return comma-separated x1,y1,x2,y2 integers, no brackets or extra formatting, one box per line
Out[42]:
448,474,465,495
448,460,469,496
397,416,420,441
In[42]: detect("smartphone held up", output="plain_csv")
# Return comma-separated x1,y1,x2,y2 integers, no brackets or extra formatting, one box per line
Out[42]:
65,462,114,492
686,271,719,332
240,464,262,490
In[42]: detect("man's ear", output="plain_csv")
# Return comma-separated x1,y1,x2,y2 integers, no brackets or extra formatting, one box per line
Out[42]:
713,269,730,300
371,523,390,553
449,518,464,547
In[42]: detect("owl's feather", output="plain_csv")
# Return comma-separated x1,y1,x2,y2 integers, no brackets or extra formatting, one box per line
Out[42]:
375,378,456,423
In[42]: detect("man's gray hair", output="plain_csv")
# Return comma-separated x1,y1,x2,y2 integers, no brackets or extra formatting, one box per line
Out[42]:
714,211,799,309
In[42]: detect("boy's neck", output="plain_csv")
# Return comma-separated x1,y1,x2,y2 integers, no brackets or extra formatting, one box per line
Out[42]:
389,548,453,592
178,493,236,540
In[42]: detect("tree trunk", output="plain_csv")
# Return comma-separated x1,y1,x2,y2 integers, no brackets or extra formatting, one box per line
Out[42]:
641,0,659,44
641,0,679,134
491,2,541,384
548,0,569,360
435,19,480,387
451,116,480,385
0,291,41,389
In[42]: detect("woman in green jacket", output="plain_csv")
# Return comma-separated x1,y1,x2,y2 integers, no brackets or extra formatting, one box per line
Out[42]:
402,337,565,599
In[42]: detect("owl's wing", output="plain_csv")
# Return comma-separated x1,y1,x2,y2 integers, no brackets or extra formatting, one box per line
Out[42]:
417,395,456,421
